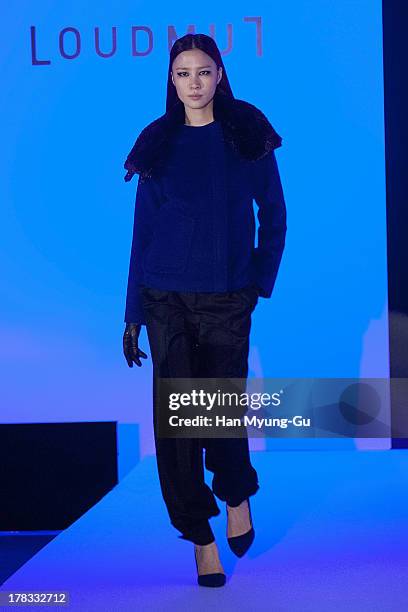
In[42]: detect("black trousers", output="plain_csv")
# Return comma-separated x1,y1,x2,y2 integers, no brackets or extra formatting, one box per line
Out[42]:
140,285,260,546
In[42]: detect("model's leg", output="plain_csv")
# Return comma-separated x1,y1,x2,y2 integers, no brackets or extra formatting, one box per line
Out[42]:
141,287,220,546
197,290,260,507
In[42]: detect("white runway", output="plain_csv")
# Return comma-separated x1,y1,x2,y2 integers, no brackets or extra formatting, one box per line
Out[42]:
2,450,408,611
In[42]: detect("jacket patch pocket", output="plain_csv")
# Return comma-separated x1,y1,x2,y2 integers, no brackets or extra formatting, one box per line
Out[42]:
143,207,195,274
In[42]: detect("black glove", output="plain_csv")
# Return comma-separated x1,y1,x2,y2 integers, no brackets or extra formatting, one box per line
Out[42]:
123,323,148,368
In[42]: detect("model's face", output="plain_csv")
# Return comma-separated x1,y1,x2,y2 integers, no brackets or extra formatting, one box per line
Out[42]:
171,49,222,111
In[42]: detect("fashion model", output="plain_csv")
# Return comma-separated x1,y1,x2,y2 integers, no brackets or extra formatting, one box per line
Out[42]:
122,33,287,587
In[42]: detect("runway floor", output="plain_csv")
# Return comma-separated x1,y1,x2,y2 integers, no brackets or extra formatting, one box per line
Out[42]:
2,449,408,611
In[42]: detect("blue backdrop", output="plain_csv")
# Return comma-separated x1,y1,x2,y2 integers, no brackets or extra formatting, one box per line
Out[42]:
0,1,387,456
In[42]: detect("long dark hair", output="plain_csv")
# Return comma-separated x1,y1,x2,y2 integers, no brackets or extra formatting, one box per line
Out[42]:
124,33,282,182
165,33,234,120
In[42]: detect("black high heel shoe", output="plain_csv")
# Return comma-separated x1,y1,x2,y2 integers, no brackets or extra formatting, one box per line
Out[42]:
194,544,226,588
226,498,255,557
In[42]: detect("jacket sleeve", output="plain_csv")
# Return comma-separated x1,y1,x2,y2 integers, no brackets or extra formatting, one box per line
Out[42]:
124,175,161,324
251,150,287,298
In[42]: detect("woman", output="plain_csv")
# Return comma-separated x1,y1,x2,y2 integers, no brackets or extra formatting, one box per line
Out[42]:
122,33,287,587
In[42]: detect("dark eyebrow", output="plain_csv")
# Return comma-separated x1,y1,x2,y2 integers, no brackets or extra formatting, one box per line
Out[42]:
174,65,212,70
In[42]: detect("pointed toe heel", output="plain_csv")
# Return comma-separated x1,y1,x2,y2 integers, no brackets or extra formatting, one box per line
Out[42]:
227,527,255,558
194,546,226,588
227,498,255,557
198,572,227,588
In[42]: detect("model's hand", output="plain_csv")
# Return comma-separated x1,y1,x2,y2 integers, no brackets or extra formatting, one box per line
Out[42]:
123,323,148,368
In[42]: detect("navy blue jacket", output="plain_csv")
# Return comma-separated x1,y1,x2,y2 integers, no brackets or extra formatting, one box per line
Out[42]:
124,119,286,325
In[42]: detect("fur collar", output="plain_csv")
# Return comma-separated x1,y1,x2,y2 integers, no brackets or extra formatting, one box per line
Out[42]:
123,93,282,182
